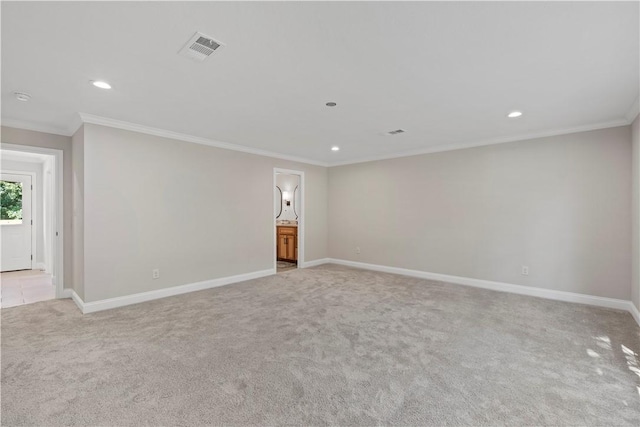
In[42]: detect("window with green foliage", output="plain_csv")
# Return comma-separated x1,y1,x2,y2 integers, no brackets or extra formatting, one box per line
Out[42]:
1,180,23,222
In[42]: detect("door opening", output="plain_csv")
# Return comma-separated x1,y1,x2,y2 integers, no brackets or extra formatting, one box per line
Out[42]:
274,169,304,273
0,145,64,306
1,172,35,271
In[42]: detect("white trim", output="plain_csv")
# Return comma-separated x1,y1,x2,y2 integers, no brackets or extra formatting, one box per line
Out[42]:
626,96,640,124
274,168,305,271
327,259,639,323
1,170,37,271
329,119,630,167
70,290,84,312
78,113,328,167
628,302,640,328
300,258,330,268
1,118,72,137
5,114,636,168
67,114,83,138
35,262,46,271
42,157,55,274
0,143,64,298
65,258,640,327
75,114,635,168
69,269,275,314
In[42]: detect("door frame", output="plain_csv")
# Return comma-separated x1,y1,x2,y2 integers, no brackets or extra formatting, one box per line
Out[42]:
273,168,305,271
1,170,36,271
1,143,64,298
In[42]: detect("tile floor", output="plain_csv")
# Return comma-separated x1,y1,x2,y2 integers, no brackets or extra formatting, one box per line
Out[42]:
276,260,297,273
1,270,55,308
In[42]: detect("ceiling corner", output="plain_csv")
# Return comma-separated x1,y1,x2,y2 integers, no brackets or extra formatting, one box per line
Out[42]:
625,96,639,124
68,113,84,136
1,117,73,137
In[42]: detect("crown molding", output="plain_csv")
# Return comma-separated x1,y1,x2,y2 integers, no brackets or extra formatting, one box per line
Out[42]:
78,113,329,167
1,117,73,137
3,113,635,168
328,118,631,167
67,114,84,136
625,96,639,124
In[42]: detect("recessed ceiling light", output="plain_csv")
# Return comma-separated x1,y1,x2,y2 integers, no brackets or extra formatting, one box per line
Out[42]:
507,111,523,118
91,80,112,90
326,102,337,107
331,146,340,151
13,91,31,102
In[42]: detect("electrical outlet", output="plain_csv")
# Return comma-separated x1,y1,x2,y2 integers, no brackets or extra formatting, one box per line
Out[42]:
521,266,529,276
152,269,160,279
356,246,361,254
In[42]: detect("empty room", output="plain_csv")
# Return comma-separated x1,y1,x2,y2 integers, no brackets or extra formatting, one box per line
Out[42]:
1,1,639,425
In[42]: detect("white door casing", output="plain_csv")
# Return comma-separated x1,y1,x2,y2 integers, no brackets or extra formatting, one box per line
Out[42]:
0,143,63,298
1,173,33,271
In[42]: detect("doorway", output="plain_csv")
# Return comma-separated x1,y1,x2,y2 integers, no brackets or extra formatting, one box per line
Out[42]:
1,172,35,271
1,145,63,307
274,168,304,273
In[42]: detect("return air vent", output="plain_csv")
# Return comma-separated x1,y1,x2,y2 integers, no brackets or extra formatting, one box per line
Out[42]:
385,129,406,136
178,32,225,62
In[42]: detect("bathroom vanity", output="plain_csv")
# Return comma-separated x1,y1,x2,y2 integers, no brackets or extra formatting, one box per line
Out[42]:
276,225,297,262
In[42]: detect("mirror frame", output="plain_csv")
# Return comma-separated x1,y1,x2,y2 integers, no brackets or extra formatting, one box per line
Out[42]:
275,186,283,218
293,185,299,220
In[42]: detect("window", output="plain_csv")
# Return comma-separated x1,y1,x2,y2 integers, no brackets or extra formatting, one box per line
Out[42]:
0,180,23,224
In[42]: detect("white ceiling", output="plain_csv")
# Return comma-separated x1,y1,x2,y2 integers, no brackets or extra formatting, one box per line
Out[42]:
2,1,638,166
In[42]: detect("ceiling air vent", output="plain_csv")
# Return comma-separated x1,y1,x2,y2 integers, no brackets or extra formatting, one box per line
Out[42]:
179,32,225,62
385,129,406,136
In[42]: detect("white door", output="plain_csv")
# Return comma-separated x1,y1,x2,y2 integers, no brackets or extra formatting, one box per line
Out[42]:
1,173,33,271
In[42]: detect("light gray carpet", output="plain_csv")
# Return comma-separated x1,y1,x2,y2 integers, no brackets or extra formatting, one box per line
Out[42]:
2,264,640,426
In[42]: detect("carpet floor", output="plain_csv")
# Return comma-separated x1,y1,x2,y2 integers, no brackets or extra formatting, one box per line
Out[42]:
2,264,639,426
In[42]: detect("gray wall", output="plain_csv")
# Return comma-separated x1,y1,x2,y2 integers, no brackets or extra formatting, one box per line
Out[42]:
632,116,639,310
1,126,73,289
329,126,632,300
72,126,85,299
80,124,328,302
3,122,635,305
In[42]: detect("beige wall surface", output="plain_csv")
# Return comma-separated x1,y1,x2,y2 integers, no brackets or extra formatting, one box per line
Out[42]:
81,124,328,302
329,126,632,300
2,122,634,305
632,116,639,310
1,126,73,289
72,126,85,299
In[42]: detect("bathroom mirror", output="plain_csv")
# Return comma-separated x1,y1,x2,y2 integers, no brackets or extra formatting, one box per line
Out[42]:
293,185,300,220
275,186,283,218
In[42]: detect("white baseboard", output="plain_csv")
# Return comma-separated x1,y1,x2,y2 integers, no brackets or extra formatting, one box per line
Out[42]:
628,301,640,327
70,290,85,312
35,262,46,271
61,258,640,328
328,258,640,326
300,258,331,268
69,269,275,314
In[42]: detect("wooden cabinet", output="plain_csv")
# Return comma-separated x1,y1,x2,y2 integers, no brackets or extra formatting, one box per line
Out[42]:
277,226,297,262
